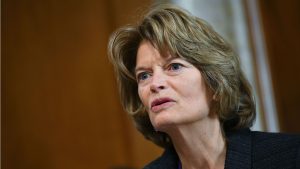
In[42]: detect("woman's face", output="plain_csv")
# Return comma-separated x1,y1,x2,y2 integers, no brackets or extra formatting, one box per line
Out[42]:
135,41,213,131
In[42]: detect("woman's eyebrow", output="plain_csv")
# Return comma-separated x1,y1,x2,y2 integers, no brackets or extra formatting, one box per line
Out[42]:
134,66,147,74
135,56,180,73
162,53,179,62
165,56,184,64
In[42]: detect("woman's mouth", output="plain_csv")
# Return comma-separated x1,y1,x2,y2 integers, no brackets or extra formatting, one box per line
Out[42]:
150,97,175,112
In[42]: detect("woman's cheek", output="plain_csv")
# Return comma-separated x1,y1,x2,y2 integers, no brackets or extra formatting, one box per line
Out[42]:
138,87,148,107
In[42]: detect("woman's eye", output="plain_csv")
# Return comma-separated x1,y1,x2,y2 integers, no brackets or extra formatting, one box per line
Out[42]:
168,63,183,71
137,72,151,82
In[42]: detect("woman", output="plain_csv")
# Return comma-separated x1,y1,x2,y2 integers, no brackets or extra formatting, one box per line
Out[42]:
108,4,300,169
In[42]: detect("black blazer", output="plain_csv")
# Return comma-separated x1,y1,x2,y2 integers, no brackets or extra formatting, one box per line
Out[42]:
143,129,300,169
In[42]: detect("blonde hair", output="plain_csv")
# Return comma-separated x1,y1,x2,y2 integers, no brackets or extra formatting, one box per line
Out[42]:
108,4,255,147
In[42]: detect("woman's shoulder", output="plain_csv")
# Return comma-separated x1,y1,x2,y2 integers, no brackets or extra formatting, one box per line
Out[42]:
225,128,300,168
250,130,300,168
227,128,300,146
251,130,300,149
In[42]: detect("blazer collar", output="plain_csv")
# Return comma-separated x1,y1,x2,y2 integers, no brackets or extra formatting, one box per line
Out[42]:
225,128,252,169
153,128,252,169
142,146,178,169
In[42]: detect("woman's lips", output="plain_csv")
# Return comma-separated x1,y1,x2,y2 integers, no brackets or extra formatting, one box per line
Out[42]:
150,97,175,112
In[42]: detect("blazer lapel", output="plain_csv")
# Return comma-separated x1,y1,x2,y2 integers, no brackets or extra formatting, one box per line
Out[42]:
158,147,179,169
225,128,252,169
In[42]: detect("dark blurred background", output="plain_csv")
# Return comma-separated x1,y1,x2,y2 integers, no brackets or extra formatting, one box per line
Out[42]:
1,0,300,169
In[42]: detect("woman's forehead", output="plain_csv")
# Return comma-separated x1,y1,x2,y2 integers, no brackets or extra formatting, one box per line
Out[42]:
135,43,172,71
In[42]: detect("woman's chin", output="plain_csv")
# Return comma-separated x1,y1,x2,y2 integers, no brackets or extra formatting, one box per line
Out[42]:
151,116,178,132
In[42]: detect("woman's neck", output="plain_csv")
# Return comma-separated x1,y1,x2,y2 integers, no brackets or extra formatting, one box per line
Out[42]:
167,118,226,169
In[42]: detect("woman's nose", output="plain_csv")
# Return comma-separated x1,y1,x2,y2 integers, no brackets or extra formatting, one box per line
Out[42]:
149,72,166,93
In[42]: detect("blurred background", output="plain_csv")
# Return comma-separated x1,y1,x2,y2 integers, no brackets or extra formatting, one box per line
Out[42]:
2,0,300,168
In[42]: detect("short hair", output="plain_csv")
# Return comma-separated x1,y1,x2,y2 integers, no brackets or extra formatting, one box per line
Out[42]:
108,3,256,147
